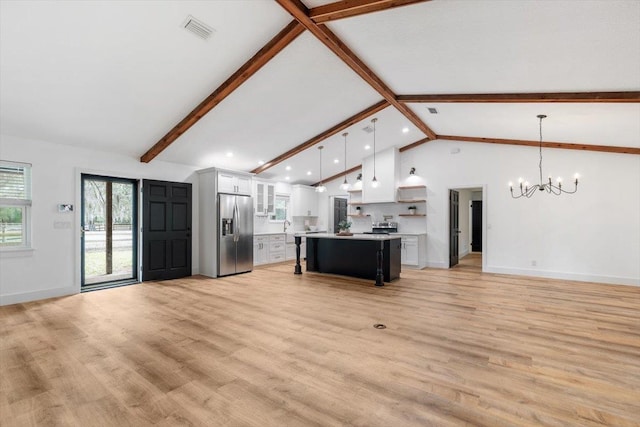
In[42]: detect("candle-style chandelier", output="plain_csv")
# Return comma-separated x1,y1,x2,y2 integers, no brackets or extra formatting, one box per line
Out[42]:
509,114,579,199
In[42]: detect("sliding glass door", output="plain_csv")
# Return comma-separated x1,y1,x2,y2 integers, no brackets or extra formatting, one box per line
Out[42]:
81,175,138,289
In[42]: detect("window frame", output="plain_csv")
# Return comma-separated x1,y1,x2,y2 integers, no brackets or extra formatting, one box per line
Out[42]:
0,160,32,251
269,193,290,223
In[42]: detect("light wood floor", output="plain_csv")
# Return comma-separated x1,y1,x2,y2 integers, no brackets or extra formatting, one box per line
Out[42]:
1,263,639,426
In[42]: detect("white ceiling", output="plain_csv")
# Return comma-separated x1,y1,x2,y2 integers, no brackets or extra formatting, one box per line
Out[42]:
1,0,638,185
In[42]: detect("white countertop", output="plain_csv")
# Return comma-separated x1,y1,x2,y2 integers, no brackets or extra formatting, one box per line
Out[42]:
389,232,427,236
254,231,286,236
296,233,401,241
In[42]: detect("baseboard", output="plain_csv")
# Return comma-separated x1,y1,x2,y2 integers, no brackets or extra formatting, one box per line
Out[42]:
459,248,470,258
426,261,449,269
0,286,78,306
484,266,640,287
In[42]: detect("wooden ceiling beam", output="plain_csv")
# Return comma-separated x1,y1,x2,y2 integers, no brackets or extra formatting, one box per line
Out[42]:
397,91,640,103
313,164,362,187
251,100,389,174
399,137,430,152
437,135,640,155
140,20,304,163
309,0,431,23
275,0,437,140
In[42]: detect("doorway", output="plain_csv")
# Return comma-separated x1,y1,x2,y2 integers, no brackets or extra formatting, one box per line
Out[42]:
449,186,484,271
333,197,348,233
449,190,459,267
81,175,138,290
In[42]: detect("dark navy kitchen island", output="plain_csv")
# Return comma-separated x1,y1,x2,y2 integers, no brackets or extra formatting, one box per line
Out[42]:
294,233,401,286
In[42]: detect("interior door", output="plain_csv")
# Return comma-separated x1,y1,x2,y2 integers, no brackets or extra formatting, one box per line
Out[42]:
471,201,483,252
81,175,138,288
449,189,460,267
333,197,348,232
142,180,192,281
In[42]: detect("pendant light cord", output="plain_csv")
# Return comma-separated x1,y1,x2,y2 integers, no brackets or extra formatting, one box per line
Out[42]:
373,119,377,177
538,115,544,185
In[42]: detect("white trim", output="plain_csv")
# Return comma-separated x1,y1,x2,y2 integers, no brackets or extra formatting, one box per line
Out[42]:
425,261,449,269
0,285,76,306
75,168,143,293
485,265,640,287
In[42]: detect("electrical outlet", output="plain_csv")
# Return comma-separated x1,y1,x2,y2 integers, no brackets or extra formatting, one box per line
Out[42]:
531,260,537,267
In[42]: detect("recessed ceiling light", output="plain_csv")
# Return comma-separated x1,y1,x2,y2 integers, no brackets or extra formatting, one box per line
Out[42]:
258,160,265,165
334,159,339,164
285,176,290,180
364,145,371,150
402,127,409,133
285,165,291,171
226,152,233,157
307,171,312,176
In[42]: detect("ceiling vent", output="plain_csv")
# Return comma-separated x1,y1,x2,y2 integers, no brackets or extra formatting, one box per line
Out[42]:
362,125,374,134
427,107,438,114
182,15,215,40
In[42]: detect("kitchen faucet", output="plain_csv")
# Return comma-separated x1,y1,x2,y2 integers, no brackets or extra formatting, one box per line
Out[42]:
283,219,291,232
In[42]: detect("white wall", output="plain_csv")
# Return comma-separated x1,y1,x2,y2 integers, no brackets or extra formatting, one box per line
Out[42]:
318,139,640,286
0,134,199,305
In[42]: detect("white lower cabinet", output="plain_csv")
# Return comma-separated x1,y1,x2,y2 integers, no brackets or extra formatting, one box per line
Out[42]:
255,233,306,265
254,236,269,266
395,234,426,268
269,234,286,263
401,236,419,266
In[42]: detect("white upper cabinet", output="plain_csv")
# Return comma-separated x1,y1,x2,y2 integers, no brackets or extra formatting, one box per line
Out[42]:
291,185,318,217
362,147,399,203
217,170,252,195
254,180,275,216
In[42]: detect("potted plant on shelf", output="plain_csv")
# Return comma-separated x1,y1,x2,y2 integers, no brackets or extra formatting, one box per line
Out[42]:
408,205,417,215
337,220,352,235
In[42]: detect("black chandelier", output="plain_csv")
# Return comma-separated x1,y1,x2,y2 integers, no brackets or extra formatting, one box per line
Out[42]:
509,114,579,199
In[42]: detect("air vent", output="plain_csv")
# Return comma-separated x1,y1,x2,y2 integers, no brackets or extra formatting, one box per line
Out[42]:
182,15,215,40
362,125,374,134
427,107,438,114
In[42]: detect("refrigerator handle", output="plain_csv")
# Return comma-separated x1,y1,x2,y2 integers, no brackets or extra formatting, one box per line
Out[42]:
233,202,240,242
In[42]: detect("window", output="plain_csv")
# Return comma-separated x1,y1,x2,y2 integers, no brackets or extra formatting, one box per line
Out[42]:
0,161,32,249
270,194,289,222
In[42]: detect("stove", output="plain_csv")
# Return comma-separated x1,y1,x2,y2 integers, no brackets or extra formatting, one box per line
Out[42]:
364,221,398,234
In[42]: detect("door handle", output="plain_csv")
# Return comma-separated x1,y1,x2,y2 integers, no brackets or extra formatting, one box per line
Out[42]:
233,203,240,242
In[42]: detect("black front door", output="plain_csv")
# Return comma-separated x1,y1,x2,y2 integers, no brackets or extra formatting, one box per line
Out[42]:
449,190,459,267
471,200,483,252
333,198,348,232
142,180,192,281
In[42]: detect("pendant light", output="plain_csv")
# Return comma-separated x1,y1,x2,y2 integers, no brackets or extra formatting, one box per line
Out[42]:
315,145,326,193
371,118,379,188
509,114,579,198
340,132,350,191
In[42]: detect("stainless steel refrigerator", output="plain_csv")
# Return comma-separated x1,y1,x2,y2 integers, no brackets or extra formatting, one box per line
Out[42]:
218,193,253,276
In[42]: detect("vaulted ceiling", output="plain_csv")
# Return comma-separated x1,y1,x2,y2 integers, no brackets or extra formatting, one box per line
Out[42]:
1,0,638,185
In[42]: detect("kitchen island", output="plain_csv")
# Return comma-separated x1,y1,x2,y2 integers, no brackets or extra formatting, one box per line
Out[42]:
294,233,401,286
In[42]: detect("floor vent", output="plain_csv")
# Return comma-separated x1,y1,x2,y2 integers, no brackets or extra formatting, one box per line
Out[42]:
182,15,215,40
